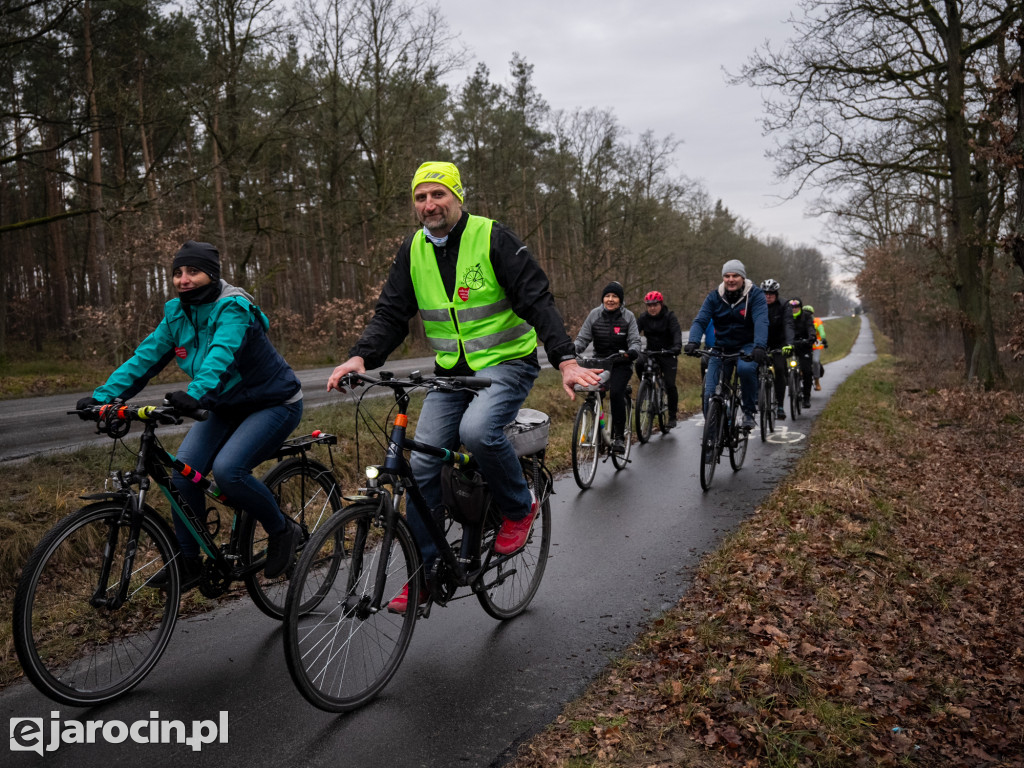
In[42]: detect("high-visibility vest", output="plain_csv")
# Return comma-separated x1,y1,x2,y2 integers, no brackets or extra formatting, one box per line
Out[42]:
812,317,825,350
410,215,537,370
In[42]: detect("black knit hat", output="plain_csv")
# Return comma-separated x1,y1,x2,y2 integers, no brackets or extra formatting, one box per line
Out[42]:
172,240,220,282
601,281,624,303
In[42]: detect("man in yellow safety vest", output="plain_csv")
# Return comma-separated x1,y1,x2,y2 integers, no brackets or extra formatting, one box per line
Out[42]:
328,161,600,612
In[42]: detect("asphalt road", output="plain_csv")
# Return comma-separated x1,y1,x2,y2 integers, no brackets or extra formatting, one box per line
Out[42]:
0,356,437,463
1,317,876,768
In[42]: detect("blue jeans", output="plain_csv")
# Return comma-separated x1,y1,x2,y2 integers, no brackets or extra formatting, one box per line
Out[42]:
406,359,539,564
703,344,757,417
171,399,303,557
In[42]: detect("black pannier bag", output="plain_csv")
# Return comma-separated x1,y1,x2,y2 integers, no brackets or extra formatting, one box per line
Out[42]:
441,465,490,525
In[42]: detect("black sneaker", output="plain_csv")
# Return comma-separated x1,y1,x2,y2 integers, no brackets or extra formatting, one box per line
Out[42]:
264,519,301,578
147,556,203,592
776,407,786,421
666,419,677,429
611,438,626,454
802,398,811,409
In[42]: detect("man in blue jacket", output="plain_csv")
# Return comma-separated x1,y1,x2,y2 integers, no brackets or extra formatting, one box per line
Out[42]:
684,259,768,430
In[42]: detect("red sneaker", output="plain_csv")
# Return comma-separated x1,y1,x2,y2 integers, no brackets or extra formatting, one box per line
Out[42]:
386,583,427,614
494,491,538,555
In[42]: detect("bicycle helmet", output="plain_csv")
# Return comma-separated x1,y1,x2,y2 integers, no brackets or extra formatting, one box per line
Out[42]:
644,290,663,304
804,304,814,313
760,278,780,293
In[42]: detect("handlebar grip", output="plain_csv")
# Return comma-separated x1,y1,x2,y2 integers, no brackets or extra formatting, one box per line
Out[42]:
452,376,492,389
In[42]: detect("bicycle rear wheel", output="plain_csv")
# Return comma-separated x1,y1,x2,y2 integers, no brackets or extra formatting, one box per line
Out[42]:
699,400,723,491
635,381,654,443
571,399,599,489
611,394,633,470
477,459,552,619
12,502,180,706
244,457,344,619
730,399,749,470
283,500,420,712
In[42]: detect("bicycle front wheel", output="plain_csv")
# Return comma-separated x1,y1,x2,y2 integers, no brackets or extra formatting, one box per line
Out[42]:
788,370,800,421
766,374,777,434
244,457,344,619
283,500,420,712
12,502,180,706
477,460,552,619
635,381,654,443
699,400,723,491
611,395,633,470
571,399,599,489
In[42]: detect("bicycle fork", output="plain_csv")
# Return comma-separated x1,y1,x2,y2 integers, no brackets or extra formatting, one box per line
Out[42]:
91,489,144,610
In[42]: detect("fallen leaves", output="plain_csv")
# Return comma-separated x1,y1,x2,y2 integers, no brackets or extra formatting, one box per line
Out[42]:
510,361,1024,767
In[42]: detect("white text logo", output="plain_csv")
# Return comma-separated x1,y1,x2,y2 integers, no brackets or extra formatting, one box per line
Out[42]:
9,711,228,755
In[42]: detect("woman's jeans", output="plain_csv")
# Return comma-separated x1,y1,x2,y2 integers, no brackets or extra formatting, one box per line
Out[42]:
703,344,757,417
406,359,539,566
171,399,303,558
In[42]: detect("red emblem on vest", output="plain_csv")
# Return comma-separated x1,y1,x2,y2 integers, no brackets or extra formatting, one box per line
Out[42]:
614,326,621,334
174,346,187,358
458,287,470,301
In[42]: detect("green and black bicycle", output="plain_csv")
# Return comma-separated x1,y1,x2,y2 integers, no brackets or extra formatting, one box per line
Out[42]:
12,402,342,706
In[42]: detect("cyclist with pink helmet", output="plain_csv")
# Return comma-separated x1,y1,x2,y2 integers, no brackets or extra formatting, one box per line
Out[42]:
636,290,682,428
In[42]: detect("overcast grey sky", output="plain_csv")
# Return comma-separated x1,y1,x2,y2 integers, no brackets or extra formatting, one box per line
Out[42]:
437,1,829,262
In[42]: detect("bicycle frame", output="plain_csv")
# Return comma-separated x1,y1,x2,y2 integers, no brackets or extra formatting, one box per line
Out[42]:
347,374,550,611
77,403,338,604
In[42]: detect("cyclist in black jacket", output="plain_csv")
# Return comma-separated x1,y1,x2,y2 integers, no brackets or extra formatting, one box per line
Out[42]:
574,281,642,455
760,279,794,420
788,297,817,408
636,290,682,428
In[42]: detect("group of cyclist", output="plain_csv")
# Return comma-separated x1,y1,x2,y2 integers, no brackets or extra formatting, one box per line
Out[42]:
74,158,825,608
685,260,827,429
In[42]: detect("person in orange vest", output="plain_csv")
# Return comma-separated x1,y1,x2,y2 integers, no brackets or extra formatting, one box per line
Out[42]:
805,305,828,391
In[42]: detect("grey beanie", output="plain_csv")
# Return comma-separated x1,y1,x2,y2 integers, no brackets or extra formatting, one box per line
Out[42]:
722,259,746,279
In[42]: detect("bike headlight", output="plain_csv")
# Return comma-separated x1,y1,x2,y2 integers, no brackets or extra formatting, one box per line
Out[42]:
365,465,380,480
789,358,798,368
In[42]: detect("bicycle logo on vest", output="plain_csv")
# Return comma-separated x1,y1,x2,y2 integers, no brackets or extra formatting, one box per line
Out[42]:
460,263,487,295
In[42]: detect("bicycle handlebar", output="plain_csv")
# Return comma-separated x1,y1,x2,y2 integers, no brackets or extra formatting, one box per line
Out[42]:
577,354,633,368
692,348,754,363
339,370,493,393
69,402,208,438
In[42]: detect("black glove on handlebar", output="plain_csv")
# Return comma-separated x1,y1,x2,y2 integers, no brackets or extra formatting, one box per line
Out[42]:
751,347,766,366
683,342,698,356
165,390,201,414
75,396,100,420
625,349,638,361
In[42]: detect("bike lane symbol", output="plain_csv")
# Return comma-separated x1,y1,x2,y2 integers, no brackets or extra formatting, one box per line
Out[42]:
766,425,805,444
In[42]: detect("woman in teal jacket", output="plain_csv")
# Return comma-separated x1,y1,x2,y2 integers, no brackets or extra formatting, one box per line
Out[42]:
79,241,304,588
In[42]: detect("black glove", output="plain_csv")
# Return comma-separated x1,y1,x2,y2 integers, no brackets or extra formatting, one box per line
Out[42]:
165,390,201,414
751,347,766,366
75,396,100,420
823,339,829,348
683,342,698,356
626,349,638,361
669,347,681,356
